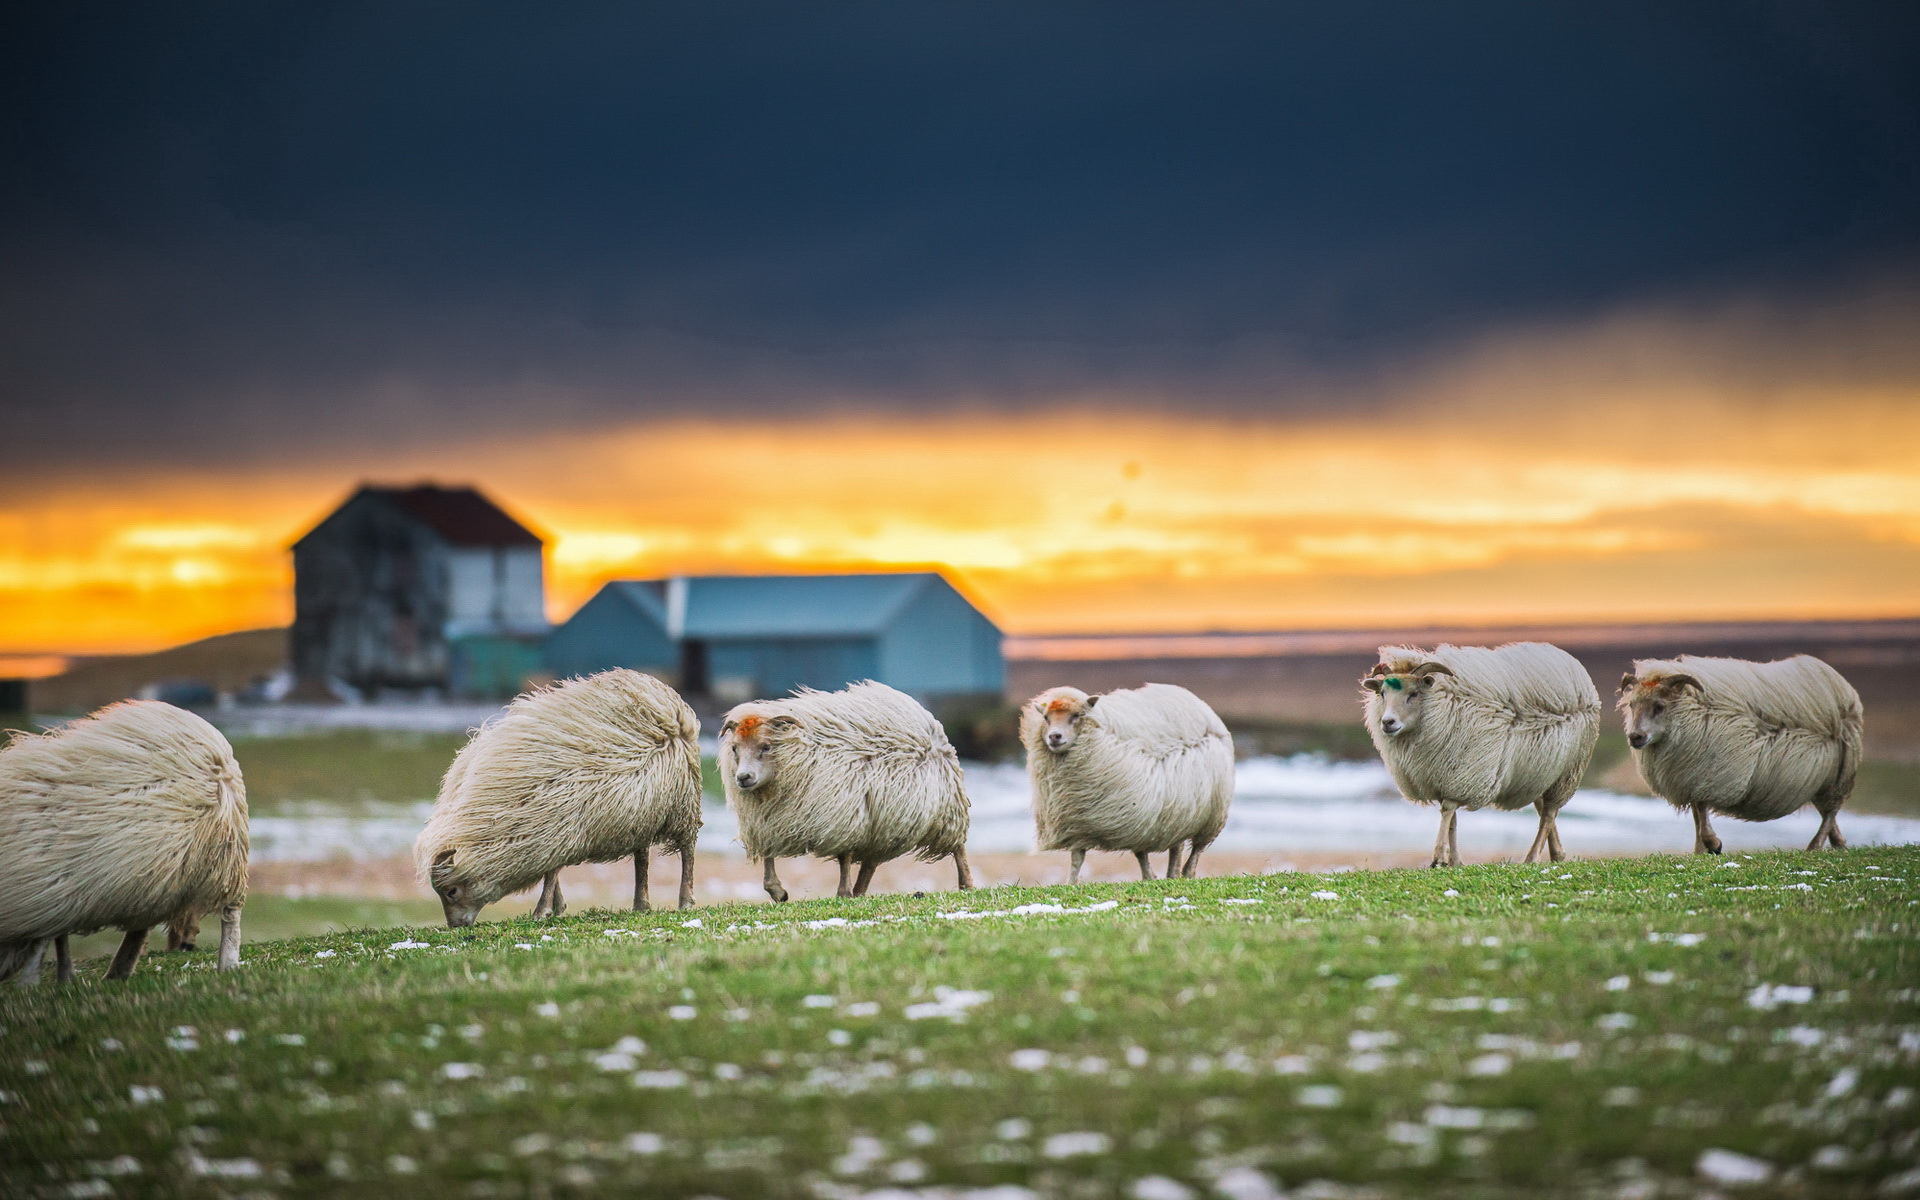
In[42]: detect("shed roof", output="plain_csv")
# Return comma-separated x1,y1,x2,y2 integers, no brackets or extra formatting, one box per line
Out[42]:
297,484,544,548
605,573,960,639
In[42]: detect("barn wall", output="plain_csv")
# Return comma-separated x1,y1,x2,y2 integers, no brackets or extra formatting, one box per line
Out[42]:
878,577,1005,699
543,586,676,682
292,495,452,694
708,637,879,700
446,547,548,638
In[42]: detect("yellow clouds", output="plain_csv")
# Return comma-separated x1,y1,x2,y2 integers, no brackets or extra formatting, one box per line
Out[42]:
2,387,1917,653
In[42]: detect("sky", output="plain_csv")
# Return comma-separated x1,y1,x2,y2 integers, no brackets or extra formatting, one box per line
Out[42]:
3,3,1919,655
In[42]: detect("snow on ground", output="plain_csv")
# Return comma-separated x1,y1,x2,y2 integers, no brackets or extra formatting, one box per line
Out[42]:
246,754,1920,863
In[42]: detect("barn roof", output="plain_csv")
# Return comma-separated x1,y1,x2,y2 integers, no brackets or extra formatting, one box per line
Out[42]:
297,484,544,548
607,573,960,638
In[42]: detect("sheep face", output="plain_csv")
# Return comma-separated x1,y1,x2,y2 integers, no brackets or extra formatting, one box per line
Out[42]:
1618,672,1698,750
429,850,487,928
721,712,798,792
1031,690,1098,752
1362,663,1453,738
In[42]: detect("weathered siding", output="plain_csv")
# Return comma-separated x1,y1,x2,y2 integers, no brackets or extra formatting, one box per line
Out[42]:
291,494,452,693
446,546,548,638
707,636,880,701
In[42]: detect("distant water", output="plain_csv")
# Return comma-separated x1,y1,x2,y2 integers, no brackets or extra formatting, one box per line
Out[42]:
246,755,1920,863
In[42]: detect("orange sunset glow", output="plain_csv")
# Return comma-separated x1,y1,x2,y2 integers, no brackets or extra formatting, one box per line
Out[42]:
6,347,1917,656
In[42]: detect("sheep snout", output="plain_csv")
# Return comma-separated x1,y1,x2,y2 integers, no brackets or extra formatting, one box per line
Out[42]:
1628,731,1648,749
1380,716,1403,736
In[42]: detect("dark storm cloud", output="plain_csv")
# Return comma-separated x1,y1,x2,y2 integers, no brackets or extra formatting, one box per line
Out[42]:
3,1,1918,469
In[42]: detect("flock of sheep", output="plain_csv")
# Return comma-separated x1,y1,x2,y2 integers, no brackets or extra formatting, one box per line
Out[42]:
0,641,1865,984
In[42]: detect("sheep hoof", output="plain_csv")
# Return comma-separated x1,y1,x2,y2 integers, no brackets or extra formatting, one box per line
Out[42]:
176,943,196,953
1704,841,1722,856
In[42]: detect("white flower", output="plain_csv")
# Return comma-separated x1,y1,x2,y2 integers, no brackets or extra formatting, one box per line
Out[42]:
441,1062,483,1080
1425,1105,1485,1129
1696,1148,1773,1186
680,918,702,928
625,1133,664,1155
128,1085,164,1106
1467,1053,1511,1076
1211,1166,1285,1200
1746,983,1814,1010
315,950,337,959
827,1030,852,1047
594,1052,638,1072
1042,1132,1111,1158
1365,974,1401,989
1310,890,1338,900
1009,1049,1051,1071
1128,1176,1195,1200
534,1002,561,1018
845,1001,880,1017
1644,970,1675,985
389,939,430,950
1296,1085,1343,1108
631,1070,687,1089
668,1006,696,1020
1442,889,1460,898
995,1118,1032,1140
803,994,837,1008
512,1133,552,1156
1604,975,1631,991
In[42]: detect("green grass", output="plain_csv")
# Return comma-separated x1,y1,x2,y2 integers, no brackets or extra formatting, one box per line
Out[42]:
5,850,1919,1197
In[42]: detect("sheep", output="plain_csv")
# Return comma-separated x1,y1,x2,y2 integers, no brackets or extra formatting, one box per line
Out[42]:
1362,642,1600,867
414,669,703,927
1021,683,1234,883
719,681,972,901
0,700,248,984
1618,655,1861,854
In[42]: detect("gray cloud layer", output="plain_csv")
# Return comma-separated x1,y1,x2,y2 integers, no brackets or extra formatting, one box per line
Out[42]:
3,2,1917,471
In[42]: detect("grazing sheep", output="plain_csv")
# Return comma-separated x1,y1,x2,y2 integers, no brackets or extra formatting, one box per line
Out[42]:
0,701,248,983
1022,684,1234,883
720,681,972,901
1362,642,1600,867
414,669,702,927
1619,655,1861,854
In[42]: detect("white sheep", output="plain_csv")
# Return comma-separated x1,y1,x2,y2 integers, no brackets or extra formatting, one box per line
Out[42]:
414,669,703,926
1362,642,1600,867
1021,683,1234,883
1618,655,1861,854
720,681,972,901
0,701,248,983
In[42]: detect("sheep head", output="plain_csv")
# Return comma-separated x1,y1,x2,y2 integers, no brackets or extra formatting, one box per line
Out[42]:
720,709,801,791
1618,668,1700,751
1026,687,1098,753
429,848,487,928
1361,658,1454,738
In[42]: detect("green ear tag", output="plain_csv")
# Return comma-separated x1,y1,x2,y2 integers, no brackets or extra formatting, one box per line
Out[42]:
1384,676,1404,691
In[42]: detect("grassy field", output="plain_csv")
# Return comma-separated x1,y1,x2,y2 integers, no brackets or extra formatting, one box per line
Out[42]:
3,849,1917,1199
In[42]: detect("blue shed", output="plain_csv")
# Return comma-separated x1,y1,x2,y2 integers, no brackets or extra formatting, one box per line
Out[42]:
544,572,1004,704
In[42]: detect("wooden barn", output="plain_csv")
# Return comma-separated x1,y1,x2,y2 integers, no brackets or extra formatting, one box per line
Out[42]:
291,484,548,699
545,572,1003,706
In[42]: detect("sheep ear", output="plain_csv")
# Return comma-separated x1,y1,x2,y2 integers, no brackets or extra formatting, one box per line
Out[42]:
1083,695,1098,709
767,714,802,729
1362,677,1384,693
430,849,456,884
1619,672,1638,694
719,717,737,735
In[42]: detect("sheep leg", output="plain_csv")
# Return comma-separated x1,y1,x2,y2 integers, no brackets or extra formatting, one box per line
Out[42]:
166,911,200,953
216,904,242,971
763,857,789,903
1070,849,1087,884
1134,850,1154,880
677,842,697,909
633,850,652,912
836,854,854,898
1447,807,1462,867
1166,843,1186,879
1523,806,1551,864
953,848,975,890
1430,806,1454,868
105,927,149,981
1825,816,1846,850
532,870,560,918
1691,805,1722,855
55,935,73,983
852,861,879,897
1547,810,1566,862
1182,841,1206,878
15,939,48,987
